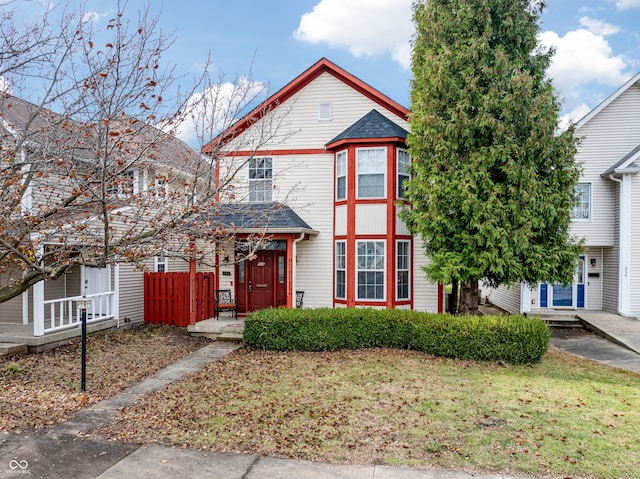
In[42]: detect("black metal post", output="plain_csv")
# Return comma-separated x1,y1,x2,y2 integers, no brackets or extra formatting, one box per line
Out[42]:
81,308,87,392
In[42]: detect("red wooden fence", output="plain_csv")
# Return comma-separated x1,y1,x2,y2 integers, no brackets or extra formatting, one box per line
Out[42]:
144,272,216,326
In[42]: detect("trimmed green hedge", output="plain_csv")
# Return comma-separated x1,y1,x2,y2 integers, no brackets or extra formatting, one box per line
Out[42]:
243,308,550,365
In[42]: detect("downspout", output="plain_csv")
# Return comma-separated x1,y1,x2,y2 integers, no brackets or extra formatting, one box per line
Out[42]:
292,232,305,306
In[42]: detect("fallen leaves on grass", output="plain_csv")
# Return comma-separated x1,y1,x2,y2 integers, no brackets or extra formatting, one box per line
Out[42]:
0,325,211,432
97,347,640,479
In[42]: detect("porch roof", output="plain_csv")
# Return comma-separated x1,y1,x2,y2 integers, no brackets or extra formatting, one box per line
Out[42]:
216,202,318,235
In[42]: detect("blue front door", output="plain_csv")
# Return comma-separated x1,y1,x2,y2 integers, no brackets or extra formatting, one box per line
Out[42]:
546,255,586,309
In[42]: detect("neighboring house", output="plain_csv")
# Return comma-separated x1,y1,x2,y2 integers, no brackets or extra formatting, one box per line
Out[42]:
206,58,442,314
0,94,205,337
487,72,640,318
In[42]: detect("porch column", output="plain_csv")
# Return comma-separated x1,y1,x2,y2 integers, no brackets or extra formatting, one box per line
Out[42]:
618,174,632,316
520,283,531,314
114,263,120,323
33,280,44,336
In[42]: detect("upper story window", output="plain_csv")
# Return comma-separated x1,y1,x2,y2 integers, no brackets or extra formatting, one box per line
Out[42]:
108,169,139,198
154,252,168,272
397,149,410,199
336,150,347,201
356,147,386,199
155,177,168,200
249,157,272,202
574,182,591,220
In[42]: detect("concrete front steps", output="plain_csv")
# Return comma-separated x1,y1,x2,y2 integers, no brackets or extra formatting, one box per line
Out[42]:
0,342,28,357
187,317,244,342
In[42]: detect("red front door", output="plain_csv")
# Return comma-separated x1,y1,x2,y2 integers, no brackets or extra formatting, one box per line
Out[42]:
248,250,275,312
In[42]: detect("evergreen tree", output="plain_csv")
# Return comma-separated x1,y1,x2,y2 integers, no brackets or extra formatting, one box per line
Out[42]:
404,0,582,314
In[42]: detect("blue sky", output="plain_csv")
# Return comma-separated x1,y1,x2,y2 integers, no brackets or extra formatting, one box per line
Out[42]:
5,0,640,140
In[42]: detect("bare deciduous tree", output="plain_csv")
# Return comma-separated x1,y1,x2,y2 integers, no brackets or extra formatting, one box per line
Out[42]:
0,1,293,304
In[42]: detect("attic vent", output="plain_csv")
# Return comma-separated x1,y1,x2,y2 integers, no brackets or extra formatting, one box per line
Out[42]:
318,102,332,121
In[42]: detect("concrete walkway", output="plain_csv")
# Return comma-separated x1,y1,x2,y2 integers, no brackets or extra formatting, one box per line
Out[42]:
2,312,640,479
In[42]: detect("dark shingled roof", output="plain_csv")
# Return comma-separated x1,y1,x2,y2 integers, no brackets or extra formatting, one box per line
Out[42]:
326,109,408,146
216,203,316,233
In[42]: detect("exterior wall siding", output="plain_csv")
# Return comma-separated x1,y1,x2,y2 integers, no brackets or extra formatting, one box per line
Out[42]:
630,174,640,315
484,283,521,314
412,242,439,312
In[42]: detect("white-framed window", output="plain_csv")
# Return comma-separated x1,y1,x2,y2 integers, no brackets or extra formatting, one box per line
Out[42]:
397,149,410,199
336,150,347,201
249,157,273,202
574,182,591,220
396,240,410,300
185,184,198,206
356,147,386,198
154,252,168,273
335,241,346,299
319,102,332,121
155,177,168,200
108,169,139,198
356,240,385,301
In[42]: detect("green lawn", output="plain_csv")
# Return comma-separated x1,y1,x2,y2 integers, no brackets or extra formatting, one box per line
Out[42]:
101,347,640,479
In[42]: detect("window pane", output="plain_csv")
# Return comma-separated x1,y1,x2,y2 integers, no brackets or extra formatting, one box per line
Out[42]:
356,241,384,300
574,183,590,220
337,176,346,200
358,174,384,197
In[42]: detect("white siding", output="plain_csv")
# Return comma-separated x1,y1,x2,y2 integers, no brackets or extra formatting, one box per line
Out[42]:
585,247,603,310
484,282,521,314
412,243,439,312
117,262,145,323
355,204,387,235
227,72,409,152
572,82,640,247
335,205,347,236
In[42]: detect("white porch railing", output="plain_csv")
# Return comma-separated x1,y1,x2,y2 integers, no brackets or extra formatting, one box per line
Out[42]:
34,292,116,336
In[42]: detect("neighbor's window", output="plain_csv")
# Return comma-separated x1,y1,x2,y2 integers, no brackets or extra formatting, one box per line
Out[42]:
335,241,346,299
357,241,385,300
108,170,138,198
574,183,591,220
397,149,410,199
248,157,273,202
336,150,347,201
356,147,386,198
396,240,410,300
155,177,168,200
154,252,168,273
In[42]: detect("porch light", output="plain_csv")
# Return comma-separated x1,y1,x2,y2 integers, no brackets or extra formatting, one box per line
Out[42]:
590,258,596,267
77,297,92,310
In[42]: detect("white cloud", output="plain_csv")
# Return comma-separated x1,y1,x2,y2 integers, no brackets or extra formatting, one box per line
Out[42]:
81,10,100,24
174,78,267,146
294,0,414,69
578,16,619,36
616,0,640,9
539,28,630,97
558,103,592,130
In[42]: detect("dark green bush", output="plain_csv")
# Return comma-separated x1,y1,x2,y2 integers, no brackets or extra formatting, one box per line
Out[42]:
243,308,550,364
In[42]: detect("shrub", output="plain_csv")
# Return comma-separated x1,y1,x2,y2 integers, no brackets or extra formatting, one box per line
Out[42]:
243,308,550,365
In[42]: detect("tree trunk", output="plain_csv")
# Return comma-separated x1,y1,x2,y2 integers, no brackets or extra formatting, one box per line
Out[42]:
448,279,459,314
458,279,479,315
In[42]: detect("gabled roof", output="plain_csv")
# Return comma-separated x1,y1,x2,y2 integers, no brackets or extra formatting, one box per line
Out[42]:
202,58,410,154
576,71,640,129
601,143,640,177
325,109,408,148
216,202,317,235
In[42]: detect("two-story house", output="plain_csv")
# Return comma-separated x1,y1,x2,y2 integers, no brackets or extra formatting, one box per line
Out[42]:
487,72,640,318
206,58,443,314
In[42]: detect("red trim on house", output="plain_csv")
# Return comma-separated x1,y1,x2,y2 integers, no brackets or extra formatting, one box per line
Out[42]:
202,58,409,154
221,148,328,158
438,283,444,313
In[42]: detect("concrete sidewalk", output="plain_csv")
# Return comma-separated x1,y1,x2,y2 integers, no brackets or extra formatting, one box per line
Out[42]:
3,312,640,479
